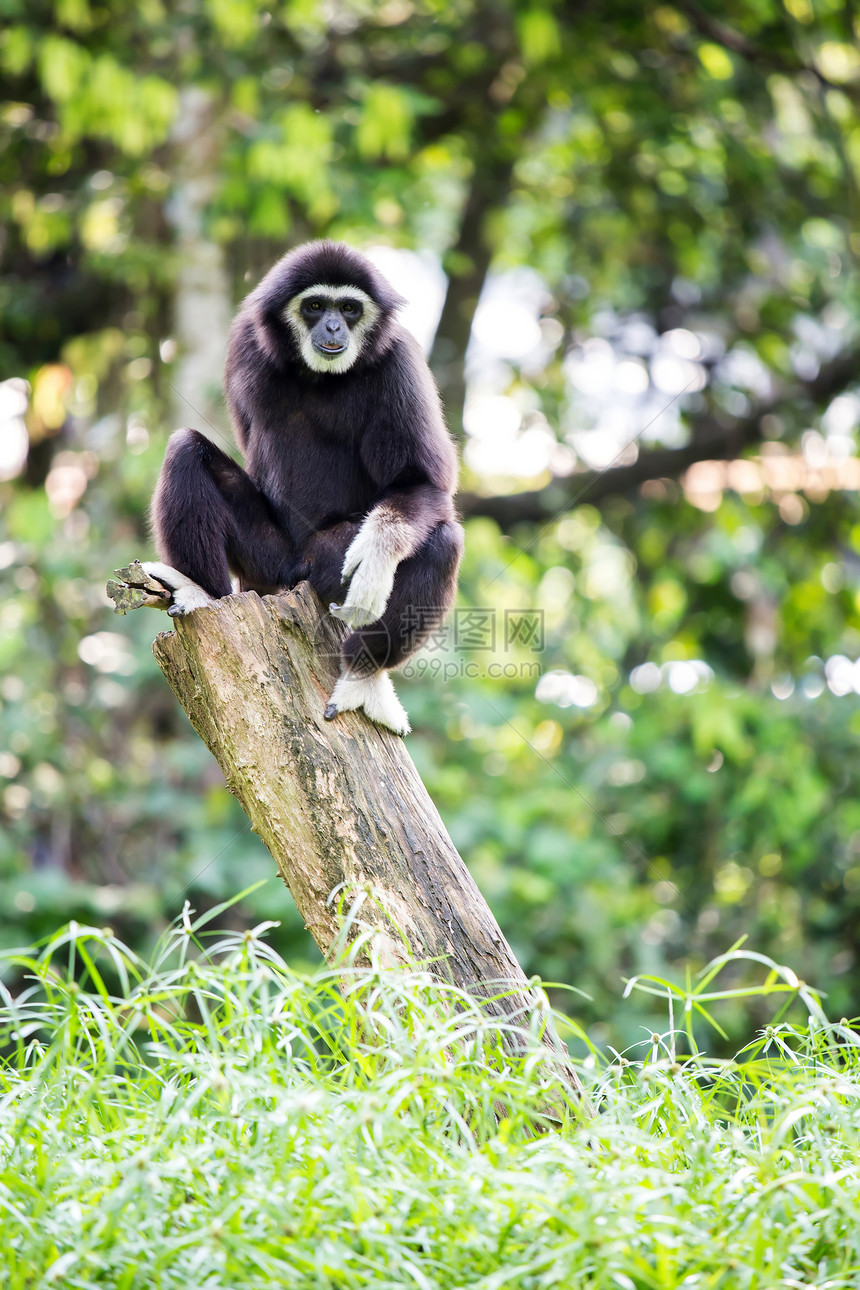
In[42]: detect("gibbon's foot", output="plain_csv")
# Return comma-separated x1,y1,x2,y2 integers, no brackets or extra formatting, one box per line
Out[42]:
140,562,215,617
323,670,411,736
330,527,398,627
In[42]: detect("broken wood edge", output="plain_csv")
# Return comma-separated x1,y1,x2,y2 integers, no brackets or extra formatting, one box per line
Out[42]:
107,561,173,614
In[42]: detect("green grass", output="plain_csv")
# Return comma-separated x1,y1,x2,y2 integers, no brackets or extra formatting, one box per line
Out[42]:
1,903,859,1289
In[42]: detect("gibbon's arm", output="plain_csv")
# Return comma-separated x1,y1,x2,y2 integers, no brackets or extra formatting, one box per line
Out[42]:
224,312,276,455
331,337,459,628
361,334,458,538
223,340,254,453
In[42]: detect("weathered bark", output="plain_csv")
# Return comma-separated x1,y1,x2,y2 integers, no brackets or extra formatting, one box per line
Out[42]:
108,565,584,1096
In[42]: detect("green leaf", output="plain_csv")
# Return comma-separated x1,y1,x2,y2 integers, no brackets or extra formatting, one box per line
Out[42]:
518,9,561,65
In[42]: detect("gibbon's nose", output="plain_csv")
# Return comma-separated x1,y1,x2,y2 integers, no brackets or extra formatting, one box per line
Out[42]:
325,318,341,334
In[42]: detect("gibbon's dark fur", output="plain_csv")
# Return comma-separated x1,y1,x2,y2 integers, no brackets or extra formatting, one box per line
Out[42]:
151,240,463,676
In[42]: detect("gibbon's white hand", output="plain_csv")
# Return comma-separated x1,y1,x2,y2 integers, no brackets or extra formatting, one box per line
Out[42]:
330,527,397,628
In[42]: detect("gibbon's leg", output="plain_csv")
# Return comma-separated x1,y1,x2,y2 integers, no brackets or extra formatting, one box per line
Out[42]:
301,519,362,606
325,520,463,735
147,429,299,615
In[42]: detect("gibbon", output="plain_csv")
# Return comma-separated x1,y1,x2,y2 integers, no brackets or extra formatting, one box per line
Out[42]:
145,240,463,735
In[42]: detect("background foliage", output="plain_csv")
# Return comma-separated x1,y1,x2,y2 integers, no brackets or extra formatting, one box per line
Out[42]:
2,0,860,1046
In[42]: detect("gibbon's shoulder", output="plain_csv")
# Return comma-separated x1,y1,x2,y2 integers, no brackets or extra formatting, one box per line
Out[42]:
377,325,444,407
368,322,431,381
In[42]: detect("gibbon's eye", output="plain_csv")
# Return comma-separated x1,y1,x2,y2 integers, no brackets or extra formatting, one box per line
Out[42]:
307,301,322,312
341,301,362,317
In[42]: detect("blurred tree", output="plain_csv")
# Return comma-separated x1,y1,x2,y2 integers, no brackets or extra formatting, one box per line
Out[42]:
1,0,860,1044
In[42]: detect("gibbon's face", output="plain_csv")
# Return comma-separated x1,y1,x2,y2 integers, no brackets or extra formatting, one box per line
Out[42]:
284,283,381,375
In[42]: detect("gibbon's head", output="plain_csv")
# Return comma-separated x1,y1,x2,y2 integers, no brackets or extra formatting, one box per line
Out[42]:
251,241,406,375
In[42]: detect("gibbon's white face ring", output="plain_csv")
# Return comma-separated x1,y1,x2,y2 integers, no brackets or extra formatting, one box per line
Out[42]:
284,284,381,374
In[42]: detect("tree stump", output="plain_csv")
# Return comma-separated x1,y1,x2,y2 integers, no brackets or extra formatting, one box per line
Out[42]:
109,563,585,1097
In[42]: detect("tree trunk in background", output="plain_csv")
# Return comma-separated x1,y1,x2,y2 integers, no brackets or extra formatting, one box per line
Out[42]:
429,153,516,441
120,575,584,1097
166,88,233,439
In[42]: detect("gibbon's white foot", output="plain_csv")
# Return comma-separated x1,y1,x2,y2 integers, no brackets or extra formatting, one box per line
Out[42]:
140,562,215,617
329,513,403,627
323,670,411,736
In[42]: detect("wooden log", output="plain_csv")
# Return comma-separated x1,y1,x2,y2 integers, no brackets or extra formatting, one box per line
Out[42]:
108,561,173,614
108,570,585,1096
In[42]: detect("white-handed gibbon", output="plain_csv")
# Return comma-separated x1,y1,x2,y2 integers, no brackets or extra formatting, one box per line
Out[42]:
145,240,463,735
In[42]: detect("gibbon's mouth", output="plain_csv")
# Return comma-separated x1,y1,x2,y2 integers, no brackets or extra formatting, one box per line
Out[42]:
314,341,349,357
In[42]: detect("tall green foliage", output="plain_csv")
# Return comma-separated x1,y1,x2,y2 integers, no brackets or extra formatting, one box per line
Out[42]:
2,918,859,1286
